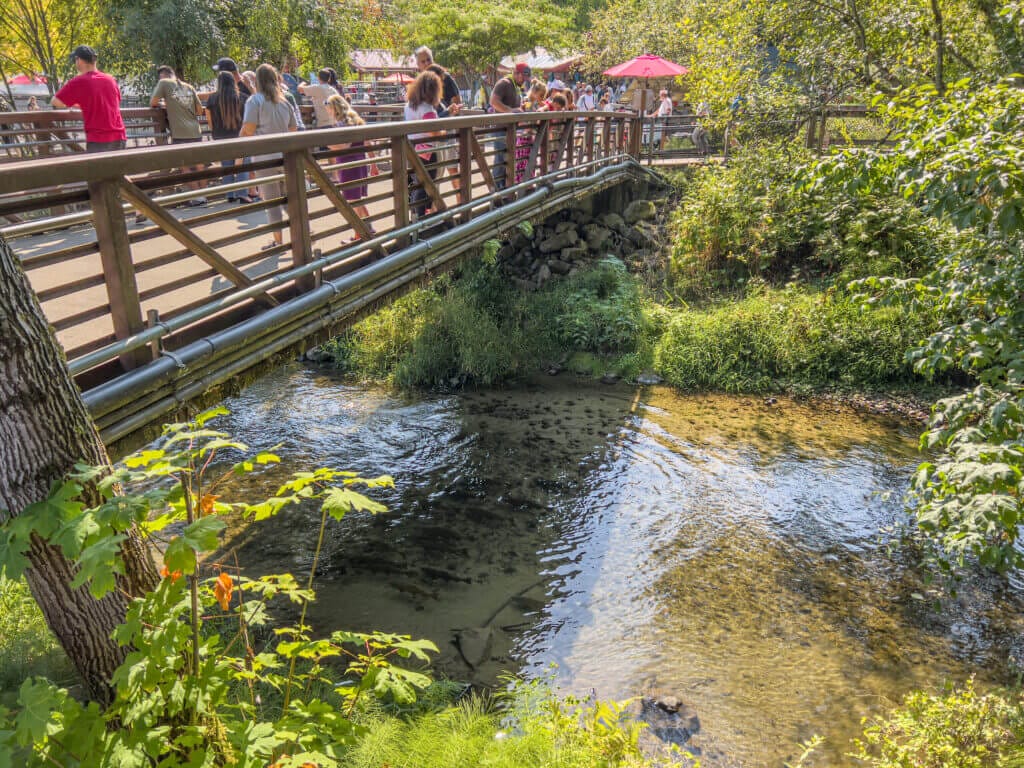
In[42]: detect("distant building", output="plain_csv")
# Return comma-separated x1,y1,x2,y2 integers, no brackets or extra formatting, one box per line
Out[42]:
348,50,417,79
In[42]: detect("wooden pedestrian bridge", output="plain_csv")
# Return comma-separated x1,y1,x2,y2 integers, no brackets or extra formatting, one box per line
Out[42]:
1,108,671,451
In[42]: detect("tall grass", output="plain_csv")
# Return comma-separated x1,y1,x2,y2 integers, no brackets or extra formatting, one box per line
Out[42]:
342,684,668,768
0,577,71,699
327,257,656,388
655,284,936,392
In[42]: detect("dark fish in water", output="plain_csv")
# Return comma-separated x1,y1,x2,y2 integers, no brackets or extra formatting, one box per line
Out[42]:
389,579,439,601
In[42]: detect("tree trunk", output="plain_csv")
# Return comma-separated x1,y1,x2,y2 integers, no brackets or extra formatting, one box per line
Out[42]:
931,0,945,94
0,233,160,706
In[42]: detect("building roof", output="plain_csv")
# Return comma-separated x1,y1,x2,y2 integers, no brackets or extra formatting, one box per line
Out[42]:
349,49,417,74
498,47,583,74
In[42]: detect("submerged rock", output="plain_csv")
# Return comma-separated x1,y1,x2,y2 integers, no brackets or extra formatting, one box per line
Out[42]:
455,627,493,669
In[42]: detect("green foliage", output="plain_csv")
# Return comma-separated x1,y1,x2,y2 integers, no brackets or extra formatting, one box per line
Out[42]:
401,0,569,79
0,578,69,700
811,80,1024,573
654,284,932,392
328,256,656,387
669,143,947,297
0,410,439,767
849,680,1024,767
340,679,678,768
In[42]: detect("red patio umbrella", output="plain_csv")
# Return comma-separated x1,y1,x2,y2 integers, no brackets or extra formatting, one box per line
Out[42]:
602,54,688,79
603,55,688,161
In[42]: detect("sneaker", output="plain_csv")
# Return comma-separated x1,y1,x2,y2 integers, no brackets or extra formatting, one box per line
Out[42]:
134,213,146,225
260,241,278,251
187,197,208,207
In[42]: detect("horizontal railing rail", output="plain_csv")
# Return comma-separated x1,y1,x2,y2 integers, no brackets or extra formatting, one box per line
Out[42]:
2,110,642,408
0,103,444,162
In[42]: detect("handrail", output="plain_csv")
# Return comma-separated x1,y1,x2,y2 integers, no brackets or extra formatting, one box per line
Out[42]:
0,110,616,193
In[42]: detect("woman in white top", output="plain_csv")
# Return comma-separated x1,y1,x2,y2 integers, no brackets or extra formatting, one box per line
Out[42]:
403,70,443,218
649,89,673,117
240,63,298,250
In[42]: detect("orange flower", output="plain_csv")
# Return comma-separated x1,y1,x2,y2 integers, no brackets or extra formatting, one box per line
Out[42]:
214,571,234,611
200,494,220,516
160,565,182,582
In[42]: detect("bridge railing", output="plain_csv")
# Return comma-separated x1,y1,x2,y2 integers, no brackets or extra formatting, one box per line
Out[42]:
0,110,638,393
0,104,423,163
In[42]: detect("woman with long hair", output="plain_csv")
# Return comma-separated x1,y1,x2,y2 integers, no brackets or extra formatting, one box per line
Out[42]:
240,63,298,250
515,81,549,185
403,70,442,218
205,71,249,203
327,94,376,239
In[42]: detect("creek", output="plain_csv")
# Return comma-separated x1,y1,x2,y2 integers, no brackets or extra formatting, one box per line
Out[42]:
217,364,1024,767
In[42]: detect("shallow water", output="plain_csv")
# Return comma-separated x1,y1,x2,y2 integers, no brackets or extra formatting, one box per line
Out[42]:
217,365,1024,767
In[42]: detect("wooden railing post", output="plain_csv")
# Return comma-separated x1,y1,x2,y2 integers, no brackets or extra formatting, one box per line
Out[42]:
458,127,473,222
88,178,148,370
390,136,409,247
505,123,516,197
283,150,315,292
540,121,550,176
584,118,595,169
602,117,611,162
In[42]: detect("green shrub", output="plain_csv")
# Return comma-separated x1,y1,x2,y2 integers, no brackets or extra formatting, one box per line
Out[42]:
668,142,950,297
342,681,675,768
654,284,934,392
330,257,658,387
0,577,70,699
849,680,1024,768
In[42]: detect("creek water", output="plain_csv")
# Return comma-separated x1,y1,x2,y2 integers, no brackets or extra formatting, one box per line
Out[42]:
217,364,1024,767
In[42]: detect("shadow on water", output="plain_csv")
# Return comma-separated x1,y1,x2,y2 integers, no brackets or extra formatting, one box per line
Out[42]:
214,365,1024,768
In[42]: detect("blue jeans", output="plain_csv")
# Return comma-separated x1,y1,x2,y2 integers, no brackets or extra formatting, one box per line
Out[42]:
222,158,240,200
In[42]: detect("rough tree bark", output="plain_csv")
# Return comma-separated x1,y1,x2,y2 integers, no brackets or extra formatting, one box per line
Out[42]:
0,233,160,706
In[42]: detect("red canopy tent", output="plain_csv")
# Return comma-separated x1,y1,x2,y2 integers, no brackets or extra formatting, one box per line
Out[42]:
603,54,688,118
602,54,689,79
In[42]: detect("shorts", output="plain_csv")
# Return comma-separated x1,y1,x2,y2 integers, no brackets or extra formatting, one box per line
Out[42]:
86,139,126,153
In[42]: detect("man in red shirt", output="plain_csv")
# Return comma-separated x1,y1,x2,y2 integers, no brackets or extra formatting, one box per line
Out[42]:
51,45,127,153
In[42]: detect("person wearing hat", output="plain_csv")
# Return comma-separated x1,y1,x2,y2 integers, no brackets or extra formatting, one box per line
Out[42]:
51,45,126,152
578,84,596,111
212,58,253,98
490,62,529,190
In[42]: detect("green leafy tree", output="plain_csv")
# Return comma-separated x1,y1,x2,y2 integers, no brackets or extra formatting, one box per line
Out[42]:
809,79,1024,572
0,0,101,92
402,0,569,80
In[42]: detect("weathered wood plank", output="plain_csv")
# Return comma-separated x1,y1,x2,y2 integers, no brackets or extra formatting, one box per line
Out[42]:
87,179,148,370
402,138,448,214
118,179,278,308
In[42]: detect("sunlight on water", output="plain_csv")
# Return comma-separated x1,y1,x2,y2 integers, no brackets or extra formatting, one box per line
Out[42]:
218,365,1024,767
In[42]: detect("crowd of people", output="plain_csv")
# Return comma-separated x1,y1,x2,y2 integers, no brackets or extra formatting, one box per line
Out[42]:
36,43,707,246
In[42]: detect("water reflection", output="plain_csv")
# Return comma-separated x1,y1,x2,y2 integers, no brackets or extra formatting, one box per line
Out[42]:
216,366,1023,768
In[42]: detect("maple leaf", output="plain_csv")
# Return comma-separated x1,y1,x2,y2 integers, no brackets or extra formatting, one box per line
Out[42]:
214,571,234,611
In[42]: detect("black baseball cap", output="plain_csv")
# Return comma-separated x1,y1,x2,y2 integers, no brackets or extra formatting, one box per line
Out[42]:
213,57,238,73
70,45,97,64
